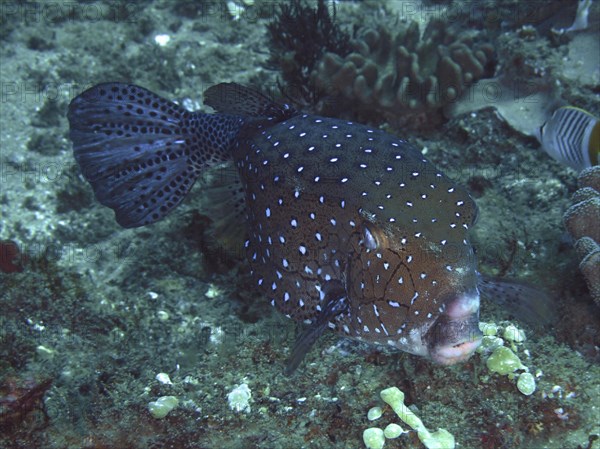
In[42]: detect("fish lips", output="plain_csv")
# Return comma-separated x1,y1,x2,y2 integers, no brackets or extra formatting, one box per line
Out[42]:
425,308,482,366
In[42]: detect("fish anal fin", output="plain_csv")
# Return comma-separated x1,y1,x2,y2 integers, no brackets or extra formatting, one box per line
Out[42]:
478,274,558,327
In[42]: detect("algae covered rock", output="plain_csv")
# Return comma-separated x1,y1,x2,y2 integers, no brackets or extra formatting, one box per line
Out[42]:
313,19,494,117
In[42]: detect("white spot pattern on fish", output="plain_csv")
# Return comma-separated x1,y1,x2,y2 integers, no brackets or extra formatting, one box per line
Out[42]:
67,82,484,372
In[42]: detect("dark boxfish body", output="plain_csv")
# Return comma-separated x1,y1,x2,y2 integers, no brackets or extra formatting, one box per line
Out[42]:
67,83,486,373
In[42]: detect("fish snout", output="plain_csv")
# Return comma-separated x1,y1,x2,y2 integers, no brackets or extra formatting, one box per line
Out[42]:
426,292,482,365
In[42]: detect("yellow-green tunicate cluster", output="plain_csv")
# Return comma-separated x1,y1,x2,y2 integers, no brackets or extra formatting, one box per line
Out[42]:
477,321,537,396
517,372,536,396
486,346,526,375
227,383,252,413
368,406,383,421
362,386,454,449
148,395,179,419
363,427,385,449
383,423,403,439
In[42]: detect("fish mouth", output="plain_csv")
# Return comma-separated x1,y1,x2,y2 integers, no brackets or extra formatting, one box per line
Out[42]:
426,291,482,365
430,337,482,365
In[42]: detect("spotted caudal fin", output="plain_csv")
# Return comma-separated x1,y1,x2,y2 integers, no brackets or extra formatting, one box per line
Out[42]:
478,275,558,327
68,83,244,228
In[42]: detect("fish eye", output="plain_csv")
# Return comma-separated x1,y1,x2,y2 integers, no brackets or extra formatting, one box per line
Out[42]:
362,225,378,250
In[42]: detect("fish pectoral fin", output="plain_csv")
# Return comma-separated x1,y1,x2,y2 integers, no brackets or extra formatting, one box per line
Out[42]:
478,274,558,327
196,162,247,257
284,320,328,377
284,285,348,376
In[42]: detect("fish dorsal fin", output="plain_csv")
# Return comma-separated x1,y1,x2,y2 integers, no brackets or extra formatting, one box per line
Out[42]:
197,162,247,258
203,83,296,121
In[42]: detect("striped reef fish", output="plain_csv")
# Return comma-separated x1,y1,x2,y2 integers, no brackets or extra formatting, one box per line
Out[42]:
538,106,599,171
67,82,515,374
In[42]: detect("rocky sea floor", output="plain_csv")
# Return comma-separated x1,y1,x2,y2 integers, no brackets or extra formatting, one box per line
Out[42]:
0,1,599,448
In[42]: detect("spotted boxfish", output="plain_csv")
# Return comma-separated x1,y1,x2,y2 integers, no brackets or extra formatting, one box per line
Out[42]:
67,82,550,374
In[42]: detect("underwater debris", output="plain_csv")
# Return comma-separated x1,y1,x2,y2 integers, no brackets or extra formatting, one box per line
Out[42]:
563,165,600,305
313,19,494,117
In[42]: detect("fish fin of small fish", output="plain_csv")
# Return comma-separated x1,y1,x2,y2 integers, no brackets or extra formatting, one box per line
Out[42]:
68,83,235,228
284,283,348,376
204,83,296,121
198,162,247,257
478,274,558,328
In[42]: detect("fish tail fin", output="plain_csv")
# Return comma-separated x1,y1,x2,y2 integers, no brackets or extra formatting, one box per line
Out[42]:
67,83,243,228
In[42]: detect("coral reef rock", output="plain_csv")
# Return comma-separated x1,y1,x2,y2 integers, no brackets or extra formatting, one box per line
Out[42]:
563,165,600,305
313,19,494,116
